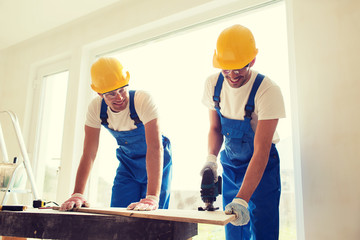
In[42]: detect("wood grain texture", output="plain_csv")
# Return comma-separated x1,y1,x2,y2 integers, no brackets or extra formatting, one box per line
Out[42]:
53,207,235,226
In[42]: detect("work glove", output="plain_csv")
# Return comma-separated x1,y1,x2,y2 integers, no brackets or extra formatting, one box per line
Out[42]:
200,154,218,181
225,198,250,226
127,195,159,211
60,193,90,211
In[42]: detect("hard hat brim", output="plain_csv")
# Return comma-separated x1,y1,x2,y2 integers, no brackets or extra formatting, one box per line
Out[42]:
91,71,130,94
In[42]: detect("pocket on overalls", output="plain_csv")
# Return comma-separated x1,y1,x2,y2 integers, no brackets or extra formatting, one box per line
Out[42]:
225,136,254,166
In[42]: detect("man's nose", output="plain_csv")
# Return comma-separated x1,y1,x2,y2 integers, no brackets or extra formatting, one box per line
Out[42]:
229,71,239,78
114,92,123,100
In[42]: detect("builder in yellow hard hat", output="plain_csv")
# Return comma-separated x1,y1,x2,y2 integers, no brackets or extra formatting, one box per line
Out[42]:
201,25,286,239
60,57,172,211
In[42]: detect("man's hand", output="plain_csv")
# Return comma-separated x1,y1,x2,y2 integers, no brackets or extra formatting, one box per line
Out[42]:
200,154,218,180
127,195,159,211
225,198,250,226
60,193,90,211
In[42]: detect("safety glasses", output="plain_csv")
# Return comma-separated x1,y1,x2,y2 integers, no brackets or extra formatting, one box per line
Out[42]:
222,64,250,75
102,86,127,100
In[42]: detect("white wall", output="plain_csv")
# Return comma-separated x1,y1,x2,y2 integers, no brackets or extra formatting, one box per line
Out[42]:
0,54,4,107
0,0,359,239
286,0,360,239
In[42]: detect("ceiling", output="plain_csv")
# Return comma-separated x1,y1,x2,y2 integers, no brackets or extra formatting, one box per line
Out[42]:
0,0,122,51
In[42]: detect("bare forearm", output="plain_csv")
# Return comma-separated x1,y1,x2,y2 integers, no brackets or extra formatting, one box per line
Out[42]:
236,119,278,202
144,119,163,198
146,146,163,197
208,129,223,156
236,152,269,202
208,110,223,157
73,156,94,194
73,125,100,194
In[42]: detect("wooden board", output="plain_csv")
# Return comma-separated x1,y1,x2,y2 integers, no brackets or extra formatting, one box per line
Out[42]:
0,208,197,240
53,207,235,226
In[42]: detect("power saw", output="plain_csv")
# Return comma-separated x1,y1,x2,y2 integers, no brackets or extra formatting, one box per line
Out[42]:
198,167,222,211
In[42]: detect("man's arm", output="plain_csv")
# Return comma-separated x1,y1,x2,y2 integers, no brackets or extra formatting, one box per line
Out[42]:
199,110,223,178
208,110,223,156
60,125,100,210
73,125,100,194
236,119,278,202
144,118,163,198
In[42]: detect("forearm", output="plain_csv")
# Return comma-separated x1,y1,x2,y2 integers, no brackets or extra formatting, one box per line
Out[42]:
208,128,223,156
236,151,270,202
61,159,92,211
208,110,223,157
73,155,94,194
73,125,100,194
146,145,163,197
143,118,163,198
236,119,277,202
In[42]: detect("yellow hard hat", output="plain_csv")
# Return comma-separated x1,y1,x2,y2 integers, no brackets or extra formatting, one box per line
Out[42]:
213,24,258,70
90,57,130,94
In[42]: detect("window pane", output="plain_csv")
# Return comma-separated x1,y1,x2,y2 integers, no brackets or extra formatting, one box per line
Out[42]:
94,2,296,239
38,71,68,202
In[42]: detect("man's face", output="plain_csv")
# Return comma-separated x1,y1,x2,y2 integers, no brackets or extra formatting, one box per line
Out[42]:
222,64,251,88
100,87,129,112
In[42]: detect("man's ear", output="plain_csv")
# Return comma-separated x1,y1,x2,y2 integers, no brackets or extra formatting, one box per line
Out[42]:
98,93,104,98
250,58,256,67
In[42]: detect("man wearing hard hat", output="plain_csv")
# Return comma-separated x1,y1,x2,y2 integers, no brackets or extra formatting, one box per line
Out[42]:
201,24,286,239
60,57,172,211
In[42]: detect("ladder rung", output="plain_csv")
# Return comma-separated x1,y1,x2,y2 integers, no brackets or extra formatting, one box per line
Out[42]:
0,188,31,193
1,110,40,204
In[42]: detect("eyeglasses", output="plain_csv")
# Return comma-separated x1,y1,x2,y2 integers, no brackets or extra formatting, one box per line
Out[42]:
222,64,250,75
102,87,127,100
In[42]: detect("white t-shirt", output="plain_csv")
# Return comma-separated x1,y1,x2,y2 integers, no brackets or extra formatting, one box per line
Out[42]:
202,70,286,143
85,90,159,131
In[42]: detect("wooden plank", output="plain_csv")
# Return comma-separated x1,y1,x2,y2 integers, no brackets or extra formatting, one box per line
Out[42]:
0,209,197,240
53,207,235,226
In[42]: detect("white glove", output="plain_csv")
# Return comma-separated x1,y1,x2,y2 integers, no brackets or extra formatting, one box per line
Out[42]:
200,154,218,181
127,195,159,211
60,193,90,211
225,198,250,226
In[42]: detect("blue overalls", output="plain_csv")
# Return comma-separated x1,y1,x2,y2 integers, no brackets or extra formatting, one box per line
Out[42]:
213,73,281,240
100,90,172,209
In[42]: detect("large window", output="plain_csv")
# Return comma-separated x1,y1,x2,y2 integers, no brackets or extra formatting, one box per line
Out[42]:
90,2,296,239
33,70,69,202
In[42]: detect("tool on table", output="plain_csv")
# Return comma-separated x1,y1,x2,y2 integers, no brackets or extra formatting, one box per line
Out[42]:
33,199,46,208
198,167,222,211
33,199,59,208
0,205,27,211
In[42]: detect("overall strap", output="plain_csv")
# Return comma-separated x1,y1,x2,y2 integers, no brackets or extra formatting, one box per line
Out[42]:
213,73,224,110
129,90,143,126
244,73,265,119
100,99,109,126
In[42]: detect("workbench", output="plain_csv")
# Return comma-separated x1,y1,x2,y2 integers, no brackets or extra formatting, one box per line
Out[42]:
0,208,198,240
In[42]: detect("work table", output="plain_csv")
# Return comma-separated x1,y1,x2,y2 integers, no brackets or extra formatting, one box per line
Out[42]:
0,208,197,240
0,207,233,239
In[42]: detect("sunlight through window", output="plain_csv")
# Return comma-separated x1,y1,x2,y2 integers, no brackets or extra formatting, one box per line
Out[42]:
93,2,296,239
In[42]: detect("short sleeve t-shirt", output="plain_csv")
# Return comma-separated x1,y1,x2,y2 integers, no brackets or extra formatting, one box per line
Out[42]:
85,90,159,131
202,70,286,143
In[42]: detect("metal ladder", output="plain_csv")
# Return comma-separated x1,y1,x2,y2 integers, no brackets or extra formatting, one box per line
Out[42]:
0,110,40,204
